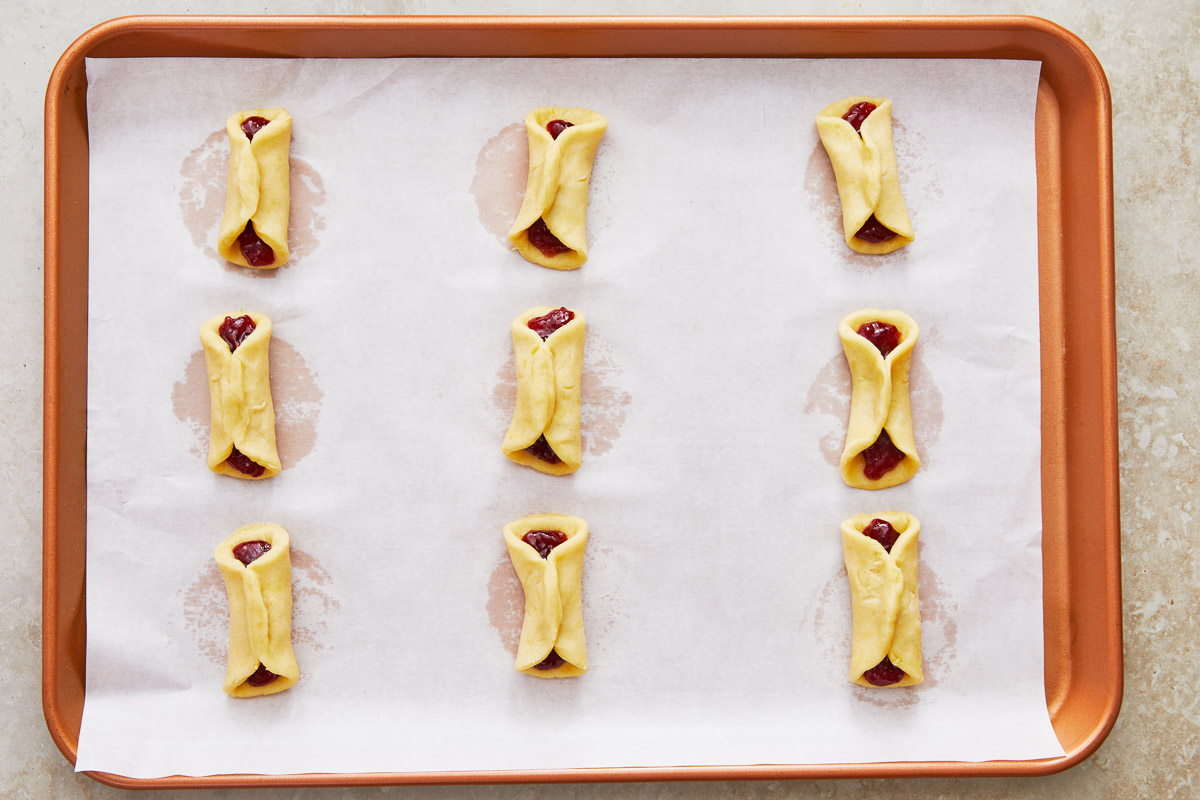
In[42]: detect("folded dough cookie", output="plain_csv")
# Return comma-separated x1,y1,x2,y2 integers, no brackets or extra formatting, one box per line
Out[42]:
839,309,919,489
218,108,291,269
816,97,914,254
200,312,281,479
502,306,585,475
504,514,588,678
215,523,300,697
508,107,607,269
842,512,922,688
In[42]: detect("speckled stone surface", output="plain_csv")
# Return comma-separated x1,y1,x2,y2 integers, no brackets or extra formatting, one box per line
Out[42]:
3,0,1190,796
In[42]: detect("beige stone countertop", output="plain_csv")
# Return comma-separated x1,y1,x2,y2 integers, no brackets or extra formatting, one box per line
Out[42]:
3,0,1187,796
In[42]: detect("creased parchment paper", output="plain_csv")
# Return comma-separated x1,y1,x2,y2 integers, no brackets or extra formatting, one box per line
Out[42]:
77,56,1062,778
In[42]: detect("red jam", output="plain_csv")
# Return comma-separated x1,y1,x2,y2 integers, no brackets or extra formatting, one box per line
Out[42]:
522,529,568,559
856,320,901,357
240,115,271,141
842,101,877,133
862,430,905,481
237,221,275,267
227,445,266,478
245,663,280,687
862,655,905,686
526,218,572,258
525,434,562,465
546,119,574,139
534,649,566,671
233,540,271,566
862,519,900,553
219,314,257,352
854,214,897,243
526,307,575,340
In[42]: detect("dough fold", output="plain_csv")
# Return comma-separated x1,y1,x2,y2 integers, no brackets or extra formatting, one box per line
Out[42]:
504,514,588,678
842,512,922,687
217,108,291,269
816,97,914,254
508,107,607,269
502,307,585,475
214,523,300,697
200,312,281,479
839,308,919,489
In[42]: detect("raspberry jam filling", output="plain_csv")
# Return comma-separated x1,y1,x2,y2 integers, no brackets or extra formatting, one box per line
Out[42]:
546,119,574,139
525,434,562,465
526,218,572,258
862,655,906,686
526,307,575,340
522,529,568,559
227,445,266,478
245,662,280,687
237,221,275,267
862,430,906,481
233,539,272,566
862,518,900,553
240,115,271,141
856,320,901,358
534,649,566,671
854,214,897,244
218,314,257,352
841,101,877,132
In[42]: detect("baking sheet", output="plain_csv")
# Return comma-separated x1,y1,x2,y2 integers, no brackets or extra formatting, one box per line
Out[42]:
76,56,1063,778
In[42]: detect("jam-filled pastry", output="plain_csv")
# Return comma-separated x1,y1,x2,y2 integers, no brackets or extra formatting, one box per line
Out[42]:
508,107,607,269
842,512,922,688
214,523,300,697
218,108,291,269
504,514,588,678
816,97,914,254
502,306,585,475
200,312,281,480
839,308,919,489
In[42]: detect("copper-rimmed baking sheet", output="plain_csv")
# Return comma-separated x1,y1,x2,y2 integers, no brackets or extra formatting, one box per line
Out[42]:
43,15,1120,788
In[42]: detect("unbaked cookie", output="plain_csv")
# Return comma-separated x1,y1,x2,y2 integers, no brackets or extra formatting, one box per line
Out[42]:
218,108,291,269
502,306,585,475
508,107,607,269
816,97,914,254
842,512,922,688
200,312,281,479
839,308,919,489
214,523,300,697
504,514,588,678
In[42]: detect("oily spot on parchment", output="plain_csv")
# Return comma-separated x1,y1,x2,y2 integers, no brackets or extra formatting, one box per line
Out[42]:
170,337,323,467
178,128,327,277
471,123,527,247
891,118,943,203
180,547,339,667
487,556,524,656
811,556,958,709
490,332,631,459
471,122,612,255
803,344,944,469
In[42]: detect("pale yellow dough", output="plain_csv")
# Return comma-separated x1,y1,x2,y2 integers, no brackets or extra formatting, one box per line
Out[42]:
217,108,291,269
508,107,607,270
840,308,919,489
214,523,300,697
200,312,281,479
504,514,588,678
502,307,585,475
816,97,914,254
842,512,922,687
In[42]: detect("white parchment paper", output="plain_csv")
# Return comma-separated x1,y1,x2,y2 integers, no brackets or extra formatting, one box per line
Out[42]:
77,56,1062,778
